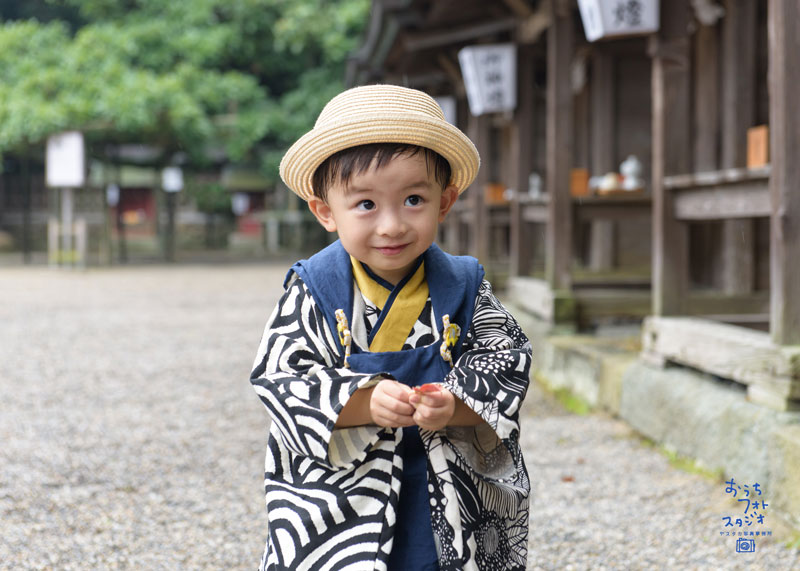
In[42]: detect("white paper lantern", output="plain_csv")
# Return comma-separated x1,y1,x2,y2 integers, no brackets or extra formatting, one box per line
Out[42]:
577,0,660,42
106,183,121,207
231,192,250,216
458,44,517,116
162,167,184,193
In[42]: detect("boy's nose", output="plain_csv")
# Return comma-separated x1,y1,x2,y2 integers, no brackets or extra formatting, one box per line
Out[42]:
376,210,407,236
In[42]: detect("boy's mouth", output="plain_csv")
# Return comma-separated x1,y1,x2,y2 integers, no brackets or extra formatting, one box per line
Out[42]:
375,244,408,256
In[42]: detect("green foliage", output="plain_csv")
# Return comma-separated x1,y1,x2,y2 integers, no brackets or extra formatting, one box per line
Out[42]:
637,437,725,482
533,372,593,415
661,448,724,482
185,180,233,216
552,388,592,416
0,0,371,195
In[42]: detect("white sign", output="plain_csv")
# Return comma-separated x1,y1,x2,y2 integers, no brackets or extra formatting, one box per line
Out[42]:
106,183,121,207
577,0,660,42
46,131,85,188
458,44,517,116
231,192,250,216
162,167,184,193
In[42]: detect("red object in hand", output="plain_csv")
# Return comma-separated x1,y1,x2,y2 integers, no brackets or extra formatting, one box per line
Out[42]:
413,383,441,394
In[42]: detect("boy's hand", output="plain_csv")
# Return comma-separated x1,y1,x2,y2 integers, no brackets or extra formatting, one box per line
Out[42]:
369,379,416,428
408,384,455,431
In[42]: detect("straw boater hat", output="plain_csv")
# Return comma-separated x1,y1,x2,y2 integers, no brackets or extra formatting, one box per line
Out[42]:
279,84,480,201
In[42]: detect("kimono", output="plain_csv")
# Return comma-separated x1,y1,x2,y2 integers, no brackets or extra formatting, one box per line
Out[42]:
250,240,531,571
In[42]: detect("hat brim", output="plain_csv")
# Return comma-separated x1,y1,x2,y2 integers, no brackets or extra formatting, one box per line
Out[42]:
280,114,480,201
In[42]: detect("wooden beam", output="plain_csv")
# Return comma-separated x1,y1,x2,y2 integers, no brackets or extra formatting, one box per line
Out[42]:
508,276,575,323
769,0,800,345
523,200,549,223
574,288,651,323
502,0,534,18
403,18,518,52
673,182,771,220
642,316,800,411
685,290,770,316
664,166,770,189
545,0,573,291
518,8,552,45
650,0,691,315
510,44,536,277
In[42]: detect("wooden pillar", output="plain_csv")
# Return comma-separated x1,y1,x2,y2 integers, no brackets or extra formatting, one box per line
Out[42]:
545,0,573,290
651,0,691,315
720,0,757,294
443,95,472,255
693,23,719,171
589,50,616,272
721,0,756,169
468,113,490,264
768,0,800,345
510,44,536,277
591,51,615,175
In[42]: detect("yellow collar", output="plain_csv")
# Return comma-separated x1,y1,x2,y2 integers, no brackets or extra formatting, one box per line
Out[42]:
351,257,429,352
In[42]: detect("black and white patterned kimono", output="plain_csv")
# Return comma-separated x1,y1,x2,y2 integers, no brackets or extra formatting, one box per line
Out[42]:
250,241,531,571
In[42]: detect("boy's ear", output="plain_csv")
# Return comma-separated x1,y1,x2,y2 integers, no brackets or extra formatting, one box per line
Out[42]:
307,196,337,232
438,185,459,222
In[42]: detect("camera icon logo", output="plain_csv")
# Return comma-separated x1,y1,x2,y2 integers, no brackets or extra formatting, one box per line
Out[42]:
736,538,756,553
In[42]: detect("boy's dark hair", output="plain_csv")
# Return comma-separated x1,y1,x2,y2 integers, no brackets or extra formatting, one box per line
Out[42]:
311,143,452,202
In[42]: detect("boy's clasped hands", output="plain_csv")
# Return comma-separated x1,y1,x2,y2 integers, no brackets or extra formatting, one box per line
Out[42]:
370,379,455,431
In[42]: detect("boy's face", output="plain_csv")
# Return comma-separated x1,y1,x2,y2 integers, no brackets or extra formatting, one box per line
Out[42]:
308,152,458,285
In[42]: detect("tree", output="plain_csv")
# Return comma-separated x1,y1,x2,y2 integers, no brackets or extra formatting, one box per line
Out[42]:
0,0,371,179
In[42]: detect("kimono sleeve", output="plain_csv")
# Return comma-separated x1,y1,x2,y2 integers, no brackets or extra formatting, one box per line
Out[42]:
441,280,531,475
250,274,383,469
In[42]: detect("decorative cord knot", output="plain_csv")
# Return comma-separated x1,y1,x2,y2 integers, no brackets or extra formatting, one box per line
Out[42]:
439,314,461,368
335,309,352,368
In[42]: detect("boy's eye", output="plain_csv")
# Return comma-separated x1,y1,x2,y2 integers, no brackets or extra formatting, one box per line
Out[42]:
405,195,423,206
356,200,375,211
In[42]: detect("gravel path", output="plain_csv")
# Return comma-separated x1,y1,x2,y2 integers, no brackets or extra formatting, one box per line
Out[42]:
1,264,797,570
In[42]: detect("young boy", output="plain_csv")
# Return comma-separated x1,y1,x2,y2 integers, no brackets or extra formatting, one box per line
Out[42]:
250,85,531,571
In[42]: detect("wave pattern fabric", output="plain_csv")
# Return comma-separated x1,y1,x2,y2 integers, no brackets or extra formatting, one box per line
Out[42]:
251,275,531,571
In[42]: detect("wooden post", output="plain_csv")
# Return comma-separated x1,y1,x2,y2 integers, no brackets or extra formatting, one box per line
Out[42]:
720,0,757,295
693,23,719,171
545,0,573,290
651,0,691,315
768,0,800,345
589,50,616,272
591,51,615,176
442,96,470,255
721,0,756,170
510,44,536,277
467,113,489,264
